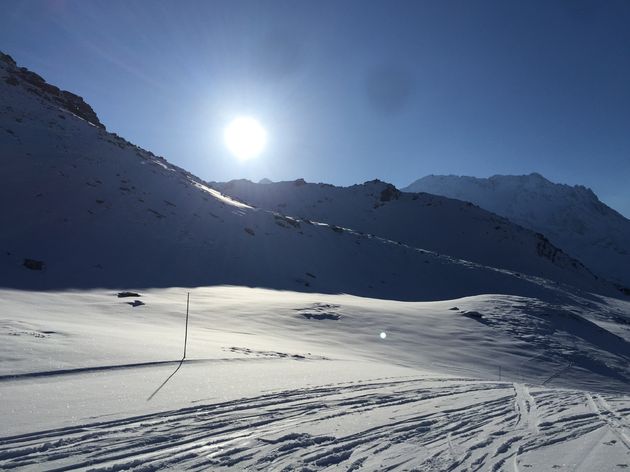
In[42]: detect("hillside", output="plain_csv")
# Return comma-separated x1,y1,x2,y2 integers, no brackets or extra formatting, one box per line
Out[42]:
404,173,630,289
210,178,608,293
0,51,624,300
0,51,591,302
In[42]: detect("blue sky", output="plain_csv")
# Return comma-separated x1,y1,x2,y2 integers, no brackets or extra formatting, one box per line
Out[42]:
2,0,629,216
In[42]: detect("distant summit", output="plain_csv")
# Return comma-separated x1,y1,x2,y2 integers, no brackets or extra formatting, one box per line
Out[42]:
404,173,630,287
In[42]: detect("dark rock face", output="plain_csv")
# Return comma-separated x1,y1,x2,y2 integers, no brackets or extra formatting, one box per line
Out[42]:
616,285,630,296
23,259,45,271
126,300,145,307
536,234,560,263
1,50,104,129
379,184,401,202
0,52,16,67
274,214,301,229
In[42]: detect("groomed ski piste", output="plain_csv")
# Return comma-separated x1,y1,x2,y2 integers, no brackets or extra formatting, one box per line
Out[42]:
1,287,629,471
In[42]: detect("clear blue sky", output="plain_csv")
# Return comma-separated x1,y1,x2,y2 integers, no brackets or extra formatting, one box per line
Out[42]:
2,0,629,216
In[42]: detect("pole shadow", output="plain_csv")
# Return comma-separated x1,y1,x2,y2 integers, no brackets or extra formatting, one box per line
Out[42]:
146,357,185,401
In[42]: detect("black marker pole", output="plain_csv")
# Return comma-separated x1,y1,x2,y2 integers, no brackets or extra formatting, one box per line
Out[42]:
183,292,190,359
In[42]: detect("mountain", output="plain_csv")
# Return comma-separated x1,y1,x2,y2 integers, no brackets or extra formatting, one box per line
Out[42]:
1,50,598,301
1,51,630,472
404,173,630,288
209,178,610,292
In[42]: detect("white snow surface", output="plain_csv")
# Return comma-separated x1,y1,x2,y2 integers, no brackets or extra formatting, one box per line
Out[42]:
1,287,629,471
404,174,630,288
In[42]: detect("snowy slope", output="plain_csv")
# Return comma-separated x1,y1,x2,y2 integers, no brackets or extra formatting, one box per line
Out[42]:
210,178,607,292
0,51,614,300
1,52,630,471
1,287,629,470
404,173,630,289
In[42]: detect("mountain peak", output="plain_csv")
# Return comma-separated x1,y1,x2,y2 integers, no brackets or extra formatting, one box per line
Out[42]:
518,172,549,183
403,173,630,286
1,50,104,130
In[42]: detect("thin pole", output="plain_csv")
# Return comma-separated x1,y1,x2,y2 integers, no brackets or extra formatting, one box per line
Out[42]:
183,292,190,359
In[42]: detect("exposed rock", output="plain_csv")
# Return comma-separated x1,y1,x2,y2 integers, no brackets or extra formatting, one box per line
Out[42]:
295,303,341,320
0,52,16,67
379,184,401,202
274,214,300,229
1,50,104,129
23,258,45,271
617,285,630,296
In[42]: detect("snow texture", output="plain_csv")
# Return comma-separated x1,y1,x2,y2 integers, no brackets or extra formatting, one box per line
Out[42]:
0,287,629,471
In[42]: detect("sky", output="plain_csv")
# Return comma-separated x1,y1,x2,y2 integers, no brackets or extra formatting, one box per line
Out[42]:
1,0,629,217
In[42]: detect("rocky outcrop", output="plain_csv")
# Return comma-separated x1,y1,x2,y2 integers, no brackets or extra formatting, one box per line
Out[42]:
1,51,104,129
379,184,401,202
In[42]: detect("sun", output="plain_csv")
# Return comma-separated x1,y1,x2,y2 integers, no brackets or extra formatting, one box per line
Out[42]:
224,117,267,160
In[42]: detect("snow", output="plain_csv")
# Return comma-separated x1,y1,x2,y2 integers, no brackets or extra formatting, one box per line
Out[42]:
3,56,609,302
404,173,630,288
1,53,629,470
210,178,608,295
3,55,621,304
1,287,629,470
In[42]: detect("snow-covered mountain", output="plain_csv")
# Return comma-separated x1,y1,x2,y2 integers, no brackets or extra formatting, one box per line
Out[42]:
1,51,630,472
209,178,611,292
404,173,630,289
2,51,600,301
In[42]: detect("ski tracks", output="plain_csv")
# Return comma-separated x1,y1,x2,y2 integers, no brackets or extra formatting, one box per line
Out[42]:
0,379,627,471
587,393,630,450
459,383,536,472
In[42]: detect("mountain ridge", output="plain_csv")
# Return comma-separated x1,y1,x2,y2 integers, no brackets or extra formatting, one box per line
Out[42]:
2,51,602,301
0,51,622,302
210,177,608,292
404,173,630,288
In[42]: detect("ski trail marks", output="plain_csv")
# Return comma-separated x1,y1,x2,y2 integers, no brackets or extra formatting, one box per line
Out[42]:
587,393,630,450
0,379,627,471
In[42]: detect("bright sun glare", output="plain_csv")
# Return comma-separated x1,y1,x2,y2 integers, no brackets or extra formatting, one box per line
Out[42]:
224,117,267,160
